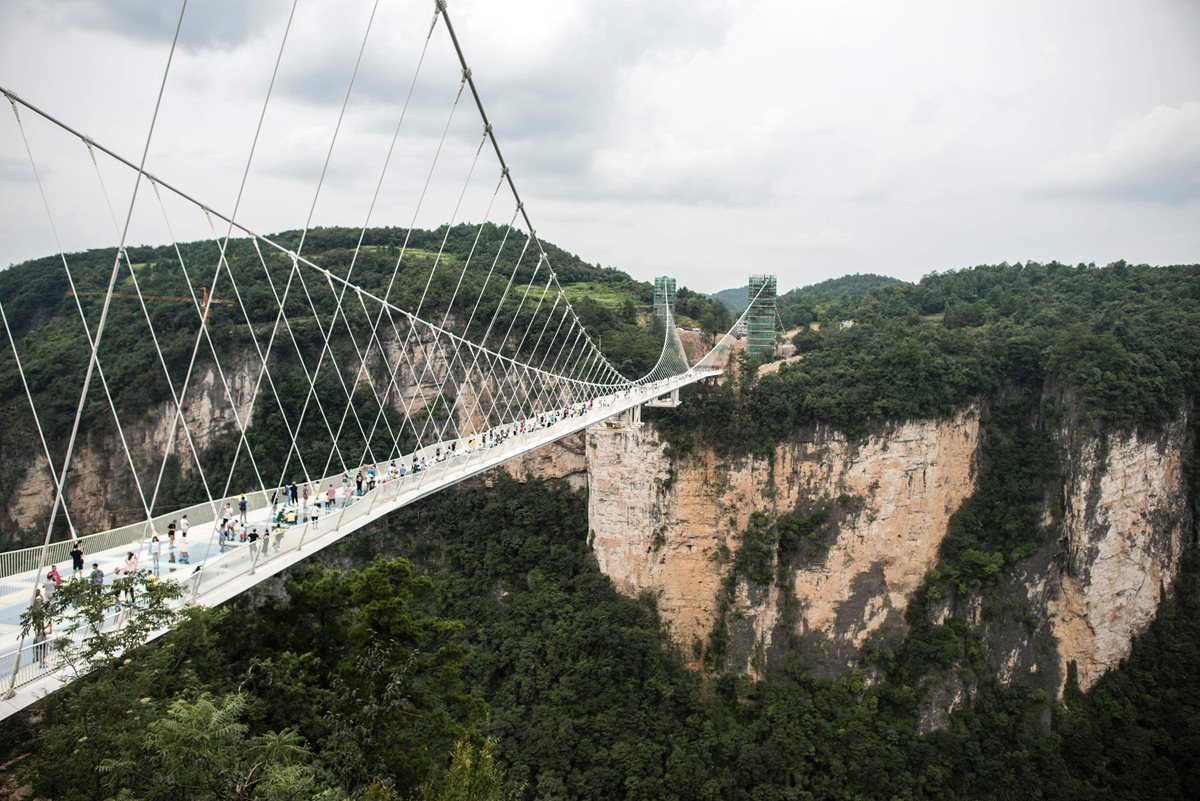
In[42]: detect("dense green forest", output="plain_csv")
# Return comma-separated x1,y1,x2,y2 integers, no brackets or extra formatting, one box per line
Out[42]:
660,262,1200,453
5,475,1198,800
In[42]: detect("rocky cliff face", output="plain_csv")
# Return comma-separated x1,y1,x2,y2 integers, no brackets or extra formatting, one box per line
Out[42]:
586,405,1195,695
500,432,588,491
7,355,261,536
588,409,982,675
1049,415,1192,690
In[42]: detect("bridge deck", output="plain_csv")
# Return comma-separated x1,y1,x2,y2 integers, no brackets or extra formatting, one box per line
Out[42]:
0,370,716,718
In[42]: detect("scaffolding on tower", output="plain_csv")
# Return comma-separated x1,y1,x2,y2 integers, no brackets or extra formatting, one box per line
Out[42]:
746,274,777,360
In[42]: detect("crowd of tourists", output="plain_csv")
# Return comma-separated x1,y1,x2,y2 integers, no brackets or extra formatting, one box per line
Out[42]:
23,394,628,669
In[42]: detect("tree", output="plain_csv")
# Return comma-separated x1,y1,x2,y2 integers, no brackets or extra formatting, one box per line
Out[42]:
20,568,185,679
269,558,484,794
420,739,523,801
100,693,326,801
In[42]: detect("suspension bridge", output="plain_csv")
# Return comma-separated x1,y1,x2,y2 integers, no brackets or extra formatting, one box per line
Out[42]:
0,1,757,718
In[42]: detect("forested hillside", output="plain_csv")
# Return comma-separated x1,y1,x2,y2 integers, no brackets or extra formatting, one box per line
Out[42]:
776,272,907,327
708,285,749,314
708,273,904,320
661,261,1200,452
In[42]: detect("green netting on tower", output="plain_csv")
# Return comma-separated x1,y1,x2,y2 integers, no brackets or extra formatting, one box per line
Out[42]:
746,274,777,360
654,276,676,322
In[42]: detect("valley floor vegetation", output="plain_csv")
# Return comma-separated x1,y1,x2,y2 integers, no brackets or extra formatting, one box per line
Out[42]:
1,475,1197,801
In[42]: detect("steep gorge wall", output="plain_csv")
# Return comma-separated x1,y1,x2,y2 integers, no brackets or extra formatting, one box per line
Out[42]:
586,406,1194,693
968,411,1193,710
1050,415,1192,689
587,409,982,675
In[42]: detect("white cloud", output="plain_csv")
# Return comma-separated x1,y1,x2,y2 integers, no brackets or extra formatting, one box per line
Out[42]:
1,0,1198,294
1035,101,1200,204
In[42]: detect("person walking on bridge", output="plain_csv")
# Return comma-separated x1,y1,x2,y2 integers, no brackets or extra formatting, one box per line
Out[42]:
31,587,49,668
238,493,248,525
70,541,84,579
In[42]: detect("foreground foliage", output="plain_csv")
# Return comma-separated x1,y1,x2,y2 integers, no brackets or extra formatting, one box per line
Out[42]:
5,477,1199,800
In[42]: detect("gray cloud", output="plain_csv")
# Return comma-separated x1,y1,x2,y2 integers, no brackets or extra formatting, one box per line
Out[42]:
0,156,38,182
1033,101,1200,204
14,0,293,51
268,0,738,203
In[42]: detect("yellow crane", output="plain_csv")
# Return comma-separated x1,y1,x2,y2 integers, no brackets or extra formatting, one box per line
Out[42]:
65,286,234,327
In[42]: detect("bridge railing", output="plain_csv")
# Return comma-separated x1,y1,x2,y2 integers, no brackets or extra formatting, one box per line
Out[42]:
0,376,718,589
2,487,370,690
0,490,279,585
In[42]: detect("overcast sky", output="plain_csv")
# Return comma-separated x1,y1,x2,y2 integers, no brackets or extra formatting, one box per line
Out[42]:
1,0,1197,294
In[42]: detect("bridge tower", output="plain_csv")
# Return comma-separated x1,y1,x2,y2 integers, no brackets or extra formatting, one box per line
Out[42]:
645,276,683,409
653,276,676,323
746,274,777,360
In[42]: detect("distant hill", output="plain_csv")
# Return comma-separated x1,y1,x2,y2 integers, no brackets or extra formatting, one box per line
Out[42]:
708,285,749,315
708,273,907,320
778,273,908,326
782,273,906,304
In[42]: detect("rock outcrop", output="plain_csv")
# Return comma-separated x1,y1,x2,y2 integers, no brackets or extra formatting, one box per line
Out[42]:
587,409,982,675
585,404,1194,695
1050,415,1192,690
500,432,588,491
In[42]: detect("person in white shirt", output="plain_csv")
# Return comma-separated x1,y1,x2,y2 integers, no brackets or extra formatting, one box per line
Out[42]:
149,536,162,575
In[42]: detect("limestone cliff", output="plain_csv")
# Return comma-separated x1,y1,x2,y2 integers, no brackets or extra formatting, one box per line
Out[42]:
586,405,1195,695
587,409,982,675
1047,414,1191,691
500,432,588,491
964,408,1194,717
